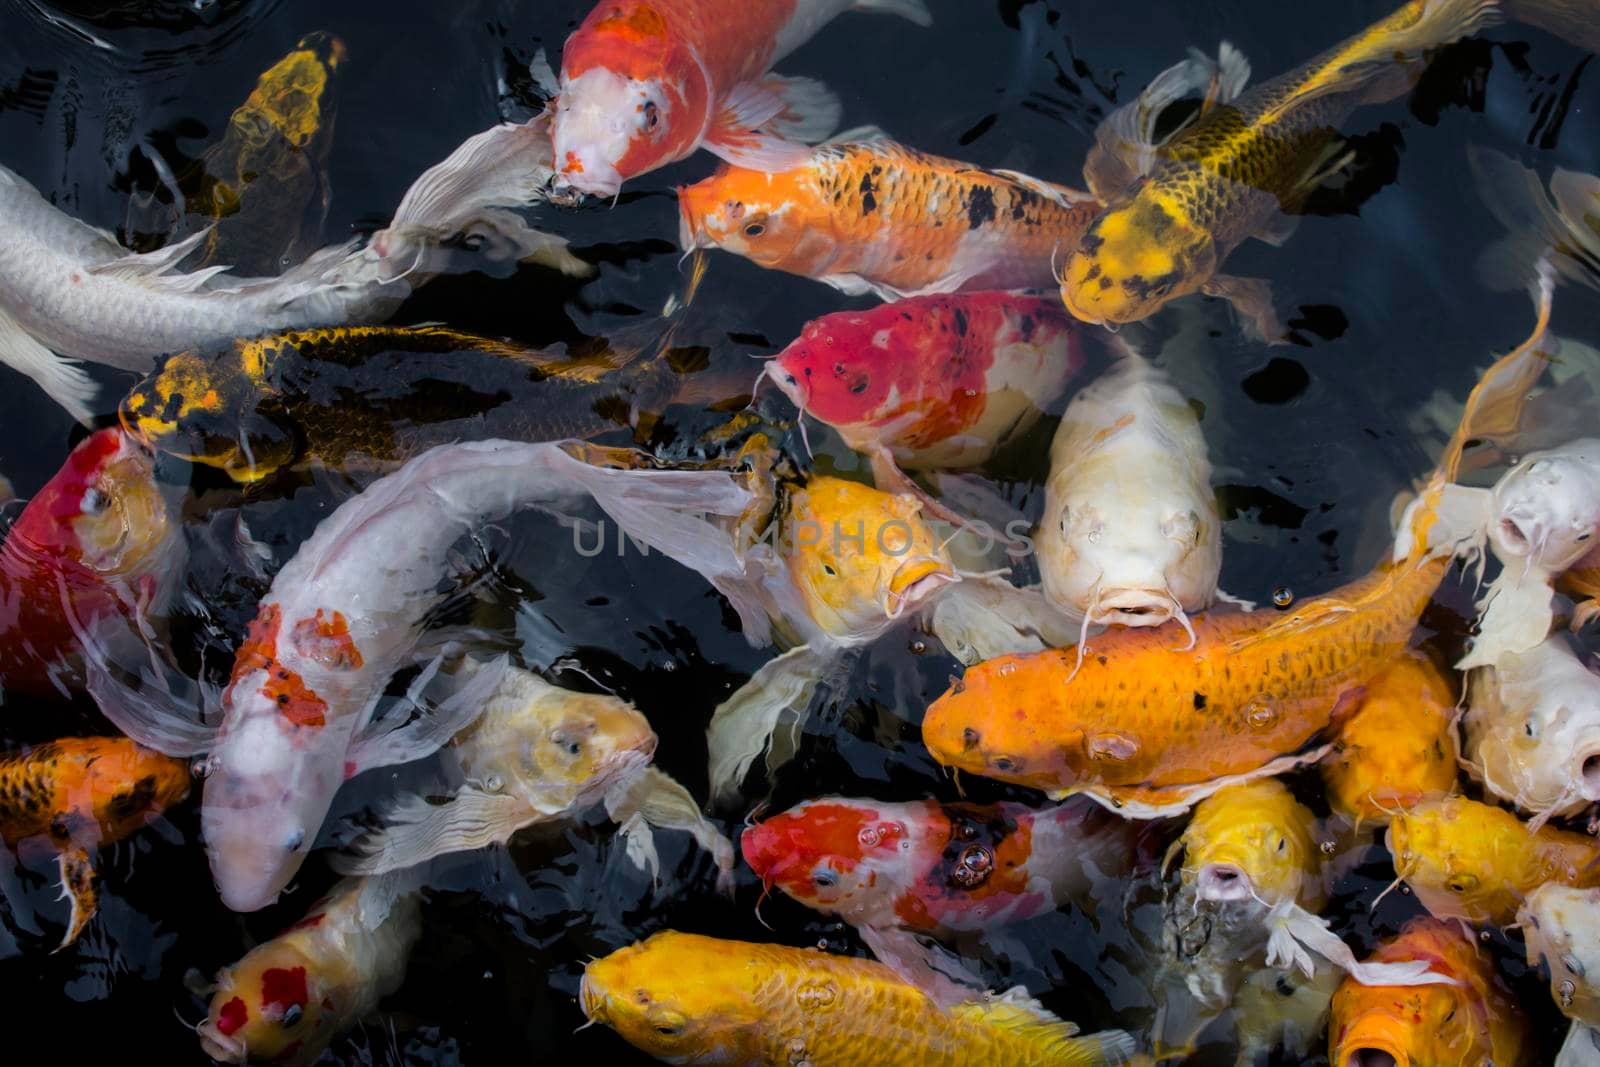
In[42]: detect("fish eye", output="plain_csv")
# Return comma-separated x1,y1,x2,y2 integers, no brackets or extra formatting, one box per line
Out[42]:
1276,837,1286,852
1580,532,1593,542
822,564,837,577
744,222,765,237
284,827,306,851
80,486,109,515
643,100,659,128
1525,719,1538,739
654,1024,680,1036
992,756,1018,772
551,729,583,757
1447,875,1478,894
281,1004,304,1027
812,869,838,889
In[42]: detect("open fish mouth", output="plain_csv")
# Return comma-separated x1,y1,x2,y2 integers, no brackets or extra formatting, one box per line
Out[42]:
1196,862,1254,902
1334,1037,1409,1067
1090,588,1181,628
197,1021,246,1064
886,559,958,618
1580,746,1600,801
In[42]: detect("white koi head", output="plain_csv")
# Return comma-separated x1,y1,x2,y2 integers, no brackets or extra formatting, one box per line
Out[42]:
551,4,709,199
1489,442,1600,573
1518,883,1600,1026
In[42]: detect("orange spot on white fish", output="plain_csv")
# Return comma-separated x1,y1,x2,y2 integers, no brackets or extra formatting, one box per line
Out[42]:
290,609,364,670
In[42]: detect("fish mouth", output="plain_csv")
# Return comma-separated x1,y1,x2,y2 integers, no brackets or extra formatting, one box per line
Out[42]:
1492,511,1541,558
579,973,607,1023
1581,746,1600,801
1196,862,1254,902
197,1021,246,1064
1334,1034,1409,1067
676,189,707,251
1092,588,1178,627
886,560,957,617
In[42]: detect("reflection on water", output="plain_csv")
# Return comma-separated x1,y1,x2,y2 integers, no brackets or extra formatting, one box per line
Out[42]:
0,0,1597,1063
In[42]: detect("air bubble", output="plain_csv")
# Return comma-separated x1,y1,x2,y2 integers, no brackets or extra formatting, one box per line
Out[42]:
1272,587,1293,608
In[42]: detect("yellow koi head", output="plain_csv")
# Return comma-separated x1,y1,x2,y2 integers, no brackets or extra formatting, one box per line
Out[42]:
1170,779,1320,908
1322,653,1459,825
199,939,334,1064
1385,797,1527,926
580,932,766,1063
781,476,957,641
1060,194,1214,327
120,344,294,482
677,165,831,274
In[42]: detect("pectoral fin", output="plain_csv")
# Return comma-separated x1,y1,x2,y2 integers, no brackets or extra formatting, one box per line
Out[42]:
1268,902,1456,987
755,75,842,144
704,81,816,172
1200,274,1286,345
1456,569,1557,670
52,848,97,952
605,767,736,894
706,645,831,805
0,303,98,425
860,925,990,1009
346,655,510,776
332,787,534,876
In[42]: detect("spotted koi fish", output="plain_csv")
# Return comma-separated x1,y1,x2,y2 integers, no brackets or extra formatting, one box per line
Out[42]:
0,737,189,949
198,877,420,1066
679,135,1101,300
552,0,932,199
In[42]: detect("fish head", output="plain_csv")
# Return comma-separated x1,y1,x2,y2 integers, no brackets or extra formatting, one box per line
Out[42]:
741,798,923,916
1479,658,1600,814
8,427,178,584
199,939,332,1064
581,932,765,1063
1329,918,1484,1067
552,4,707,198
782,476,957,640
230,31,345,158
120,348,296,483
1490,449,1600,572
1324,661,1458,824
677,165,820,269
79,738,192,842
1040,492,1218,627
1059,195,1214,328
1519,883,1600,1024
509,684,658,801
1178,780,1314,906
767,309,902,432
922,662,1083,793
1384,799,1507,925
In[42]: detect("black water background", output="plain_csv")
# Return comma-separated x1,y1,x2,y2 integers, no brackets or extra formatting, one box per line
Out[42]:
0,0,1597,1062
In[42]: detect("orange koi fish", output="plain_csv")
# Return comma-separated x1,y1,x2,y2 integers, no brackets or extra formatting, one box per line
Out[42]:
678,135,1101,300
0,737,189,948
551,0,931,198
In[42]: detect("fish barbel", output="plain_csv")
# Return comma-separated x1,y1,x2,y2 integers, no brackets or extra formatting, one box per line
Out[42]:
580,930,1136,1065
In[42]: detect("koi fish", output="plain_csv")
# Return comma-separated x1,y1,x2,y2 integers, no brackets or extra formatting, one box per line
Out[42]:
1166,780,1442,989
551,0,932,198
741,796,1136,998
1320,650,1460,826
677,135,1101,300
0,161,412,423
198,877,420,1066
1060,0,1501,338
1463,631,1600,826
762,292,1087,493
87,439,760,911
0,427,183,695
0,737,189,949
335,663,733,890
1385,795,1600,927
1521,884,1600,1029
580,930,1137,1065
1036,352,1227,643
1328,916,1534,1067
128,33,346,277
119,325,691,483
1230,966,1344,1067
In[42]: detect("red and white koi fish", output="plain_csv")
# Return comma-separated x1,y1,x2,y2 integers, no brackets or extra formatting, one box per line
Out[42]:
550,0,931,198
87,439,756,912
763,293,1087,491
0,427,182,696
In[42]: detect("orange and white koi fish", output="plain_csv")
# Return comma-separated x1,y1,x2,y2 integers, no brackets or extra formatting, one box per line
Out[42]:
1328,916,1534,1067
551,0,931,198
198,877,420,1066
0,737,188,949
678,134,1100,299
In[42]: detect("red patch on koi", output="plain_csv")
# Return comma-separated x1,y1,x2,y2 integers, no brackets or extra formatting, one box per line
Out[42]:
216,996,249,1036
344,761,356,780
225,603,329,727
287,911,326,932
261,966,308,1015
290,610,364,670
593,4,667,41
564,151,585,175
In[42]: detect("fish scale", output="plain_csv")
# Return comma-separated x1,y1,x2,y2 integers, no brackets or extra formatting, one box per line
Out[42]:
0,743,59,835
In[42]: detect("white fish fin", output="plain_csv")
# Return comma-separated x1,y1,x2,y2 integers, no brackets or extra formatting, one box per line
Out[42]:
1390,482,1492,563
0,303,97,424
604,767,736,894
85,228,232,291
704,123,815,173
850,0,933,28
1269,902,1458,987
860,925,989,1010
706,644,830,804
1199,274,1286,344
351,868,425,929
1456,569,1557,670
817,272,918,301
1069,746,1332,817
1214,588,1256,611
990,168,1099,208
755,74,841,144
929,577,1084,666
528,50,558,97
711,79,788,135
75,614,217,756
614,812,661,886
333,787,533,875
824,124,892,145
347,655,511,775
1468,146,1587,293
1556,1023,1600,1067
1082,43,1250,198
451,207,594,275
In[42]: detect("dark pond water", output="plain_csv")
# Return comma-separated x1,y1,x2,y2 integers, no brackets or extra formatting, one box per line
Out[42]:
0,0,1597,1062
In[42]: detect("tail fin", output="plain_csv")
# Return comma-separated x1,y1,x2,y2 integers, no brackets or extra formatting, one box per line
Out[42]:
1470,145,1600,295
0,304,98,424
1502,0,1600,54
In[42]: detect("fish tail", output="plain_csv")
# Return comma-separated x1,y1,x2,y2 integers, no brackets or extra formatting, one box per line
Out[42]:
1469,146,1600,295
0,302,98,424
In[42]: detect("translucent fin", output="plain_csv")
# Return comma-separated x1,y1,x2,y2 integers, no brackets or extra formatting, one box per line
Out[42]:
332,787,533,876
706,644,830,805
1199,274,1285,344
0,303,97,424
84,228,224,288
346,655,510,775
929,577,1084,666
860,925,989,1009
756,74,841,144
1082,43,1250,198
51,847,96,953
824,124,892,145
77,618,218,756
604,767,736,894
851,0,933,27
1072,746,1331,817
704,123,815,173
951,990,1138,1065
1268,902,1456,987
1456,568,1556,670
1389,483,1491,563
1556,1022,1600,1067
351,868,425,929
